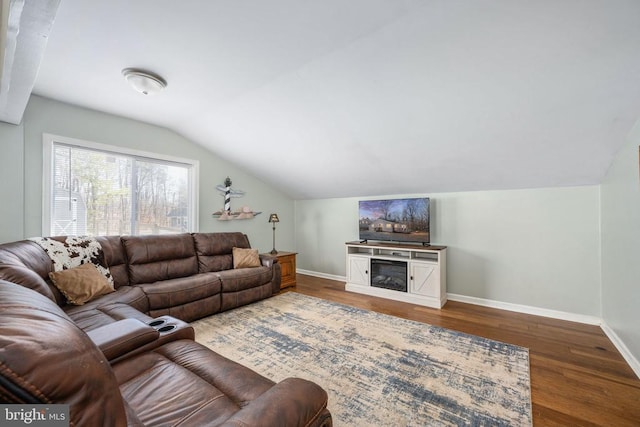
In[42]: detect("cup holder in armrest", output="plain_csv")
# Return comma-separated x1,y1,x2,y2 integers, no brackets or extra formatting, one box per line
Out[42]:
157,324,177,333
148,319,167,328
148,318,176,333
145,316,194,341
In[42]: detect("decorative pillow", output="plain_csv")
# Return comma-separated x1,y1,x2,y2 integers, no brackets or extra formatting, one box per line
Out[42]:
232,247,261,269
49,263,115,305
30,236,114,285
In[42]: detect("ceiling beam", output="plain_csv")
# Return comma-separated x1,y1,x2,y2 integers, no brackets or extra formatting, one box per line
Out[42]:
0,0,60,125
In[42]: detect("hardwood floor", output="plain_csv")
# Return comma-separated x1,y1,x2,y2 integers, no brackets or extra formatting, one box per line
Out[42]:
287,274,640,426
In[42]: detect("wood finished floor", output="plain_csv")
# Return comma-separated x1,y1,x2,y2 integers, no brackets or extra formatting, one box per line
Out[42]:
285,274,640,426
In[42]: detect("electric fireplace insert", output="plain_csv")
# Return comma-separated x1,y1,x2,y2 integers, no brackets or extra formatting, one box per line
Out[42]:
370,259,407,292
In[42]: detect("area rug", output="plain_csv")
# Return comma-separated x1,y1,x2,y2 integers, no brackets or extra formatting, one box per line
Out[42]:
192,293,532,426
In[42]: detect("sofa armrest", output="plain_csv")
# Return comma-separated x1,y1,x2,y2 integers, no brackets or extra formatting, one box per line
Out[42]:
259,254,278,268
218,377,331,427
87,318,159,361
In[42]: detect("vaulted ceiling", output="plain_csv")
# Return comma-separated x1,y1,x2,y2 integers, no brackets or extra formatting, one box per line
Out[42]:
8,1,640,199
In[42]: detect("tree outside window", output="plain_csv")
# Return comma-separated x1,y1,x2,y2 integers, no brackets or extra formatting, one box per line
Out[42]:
46,136,197,236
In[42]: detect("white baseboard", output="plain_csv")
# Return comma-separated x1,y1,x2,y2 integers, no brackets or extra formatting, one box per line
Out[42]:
297,269,639,378
447,293,602,325
296,269,346,283
298,269,602,324
600,322,640,379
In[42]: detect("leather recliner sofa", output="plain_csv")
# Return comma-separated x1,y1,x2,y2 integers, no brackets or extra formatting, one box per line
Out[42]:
0,232,333,425
0,280,332,426
0,232,281,330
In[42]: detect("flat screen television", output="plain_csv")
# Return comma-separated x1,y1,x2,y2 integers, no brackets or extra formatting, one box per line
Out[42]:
358,197,430,245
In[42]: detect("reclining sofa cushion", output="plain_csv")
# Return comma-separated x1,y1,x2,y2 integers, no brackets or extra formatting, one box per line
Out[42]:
136,273,222,321
219,280,274,312
65,297,153,332
0,240,60,303
217,267,274,293
113,340,331,426
193,232,251,273
0,280,127,426
97,235,130,288
123,233,198,285
122,234,225,322
194,232,281,307
219,266,274,312
62,283,148,311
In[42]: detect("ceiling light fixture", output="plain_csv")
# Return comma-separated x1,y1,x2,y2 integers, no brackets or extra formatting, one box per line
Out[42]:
122,68,167,95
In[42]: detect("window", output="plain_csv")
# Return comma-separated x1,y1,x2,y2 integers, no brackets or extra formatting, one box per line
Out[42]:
43,134,199,236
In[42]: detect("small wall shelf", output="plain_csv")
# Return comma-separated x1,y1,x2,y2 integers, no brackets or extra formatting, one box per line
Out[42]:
345,241,447,309
212,210,262,220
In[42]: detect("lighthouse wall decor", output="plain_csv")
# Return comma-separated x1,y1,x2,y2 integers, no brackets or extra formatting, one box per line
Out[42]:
212,177,261,220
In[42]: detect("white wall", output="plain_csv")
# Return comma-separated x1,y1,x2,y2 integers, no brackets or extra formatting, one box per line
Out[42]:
1,95,295,253
296,186,601,316
601,120,640,369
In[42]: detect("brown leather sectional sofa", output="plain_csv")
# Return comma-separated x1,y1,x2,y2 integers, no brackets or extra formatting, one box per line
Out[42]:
0,232,332,426
0,232,281,330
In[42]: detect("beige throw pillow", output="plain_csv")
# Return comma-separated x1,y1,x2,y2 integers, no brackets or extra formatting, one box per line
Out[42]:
49,263,115,305
233,247,261,269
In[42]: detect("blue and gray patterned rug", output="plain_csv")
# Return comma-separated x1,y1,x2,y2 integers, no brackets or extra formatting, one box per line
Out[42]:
192,293,532,426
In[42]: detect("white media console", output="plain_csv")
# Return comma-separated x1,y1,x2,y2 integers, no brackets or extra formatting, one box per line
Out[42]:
345,241,447,308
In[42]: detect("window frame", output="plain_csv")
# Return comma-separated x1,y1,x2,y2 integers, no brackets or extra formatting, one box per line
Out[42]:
42,133,199,236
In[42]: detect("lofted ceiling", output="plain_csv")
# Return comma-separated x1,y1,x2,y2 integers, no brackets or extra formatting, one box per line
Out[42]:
16,1,640,198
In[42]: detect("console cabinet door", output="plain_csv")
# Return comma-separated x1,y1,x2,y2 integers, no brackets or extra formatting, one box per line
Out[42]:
410,262,440,297
348,256,370,286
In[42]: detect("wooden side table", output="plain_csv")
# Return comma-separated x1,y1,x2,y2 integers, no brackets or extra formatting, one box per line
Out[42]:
264,251,297,289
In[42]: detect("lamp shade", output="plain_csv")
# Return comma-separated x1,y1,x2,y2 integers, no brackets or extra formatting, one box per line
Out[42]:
268,213,280,223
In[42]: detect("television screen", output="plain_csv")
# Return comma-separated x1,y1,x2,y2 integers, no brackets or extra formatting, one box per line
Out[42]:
358,198,430,245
